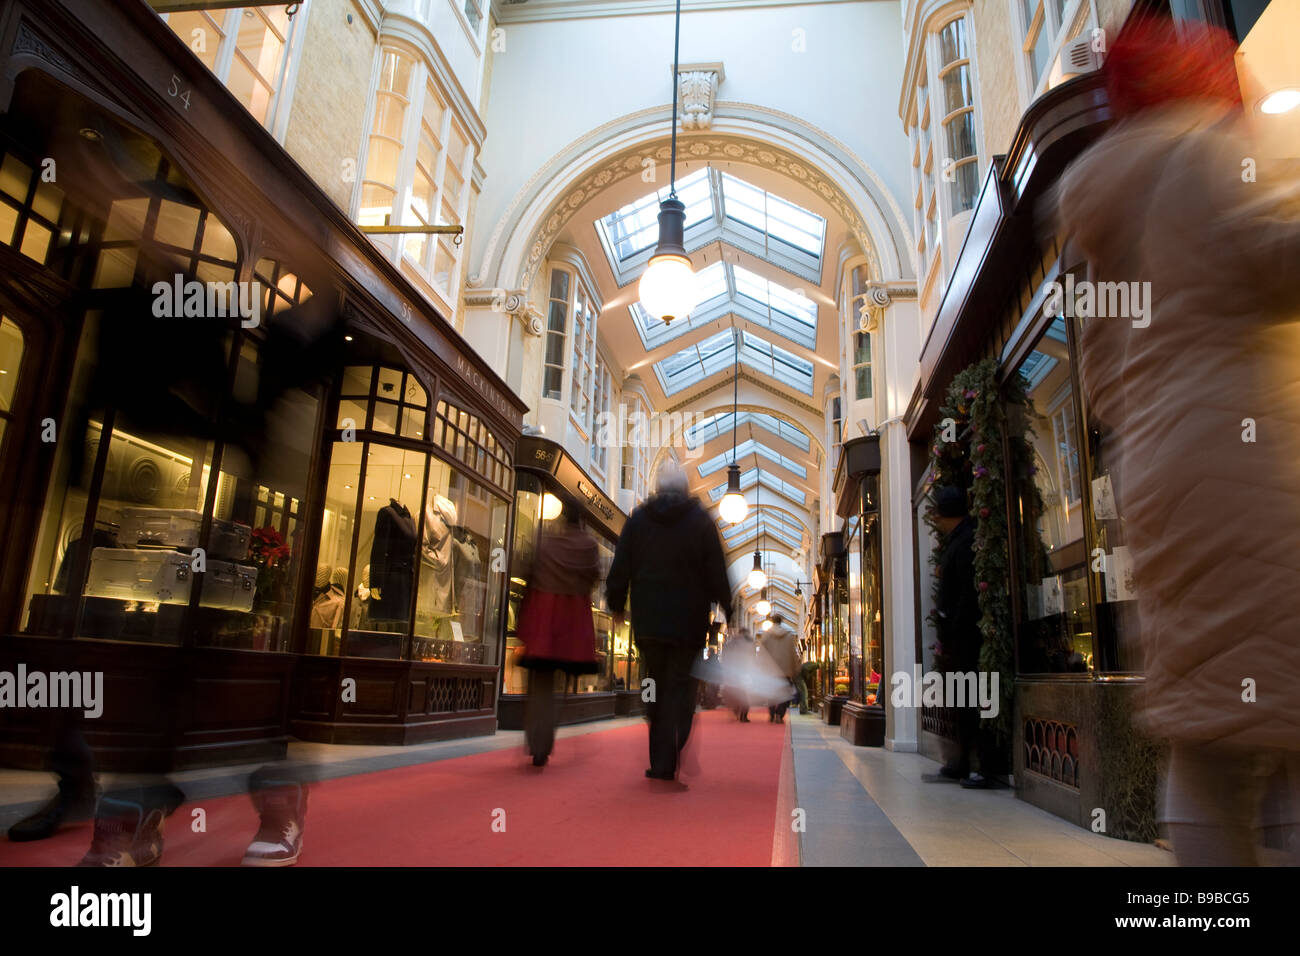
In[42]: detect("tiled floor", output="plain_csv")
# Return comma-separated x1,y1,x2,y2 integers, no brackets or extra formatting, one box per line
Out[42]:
793,716,1171,867
0,711,1173,865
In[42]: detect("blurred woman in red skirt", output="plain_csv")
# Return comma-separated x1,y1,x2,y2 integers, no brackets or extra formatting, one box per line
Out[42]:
517,495,600,766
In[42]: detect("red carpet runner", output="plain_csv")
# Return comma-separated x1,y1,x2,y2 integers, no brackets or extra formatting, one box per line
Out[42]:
2,709,792,867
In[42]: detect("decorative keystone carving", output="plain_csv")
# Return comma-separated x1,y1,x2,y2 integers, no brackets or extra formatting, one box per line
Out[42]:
676,63,724,131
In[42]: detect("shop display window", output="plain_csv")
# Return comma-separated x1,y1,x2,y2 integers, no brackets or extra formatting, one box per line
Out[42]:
1011,316,1094,673
310,363,509,664
1074,312,1142,673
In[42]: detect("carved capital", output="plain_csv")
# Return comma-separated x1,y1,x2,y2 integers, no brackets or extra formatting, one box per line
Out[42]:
676,62,724,131
462,287,544,335
855,281,916,334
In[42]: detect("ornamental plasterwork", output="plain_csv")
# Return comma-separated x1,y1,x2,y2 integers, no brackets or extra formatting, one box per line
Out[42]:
677,63,724,130
462,288,545,335
519,134,881,295
856,280,917,333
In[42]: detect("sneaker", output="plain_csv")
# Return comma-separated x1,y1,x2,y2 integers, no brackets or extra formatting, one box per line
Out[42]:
242,780,307,867
77,788,180,867
7,781,99,843
960,772,992,789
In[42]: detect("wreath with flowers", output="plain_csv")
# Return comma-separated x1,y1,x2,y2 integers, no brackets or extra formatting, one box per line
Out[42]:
924,357,1037,748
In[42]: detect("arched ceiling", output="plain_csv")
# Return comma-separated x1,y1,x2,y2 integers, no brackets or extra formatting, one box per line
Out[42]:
544,143,856,562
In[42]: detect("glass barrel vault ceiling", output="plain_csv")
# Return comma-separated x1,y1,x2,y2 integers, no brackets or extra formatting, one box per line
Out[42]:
698,438,806,481
598,167,826,283
685,411,810,452
654,329,814,397
707,467,806,507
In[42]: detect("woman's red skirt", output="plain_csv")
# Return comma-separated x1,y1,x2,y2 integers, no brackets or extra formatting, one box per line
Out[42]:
516,589,599,674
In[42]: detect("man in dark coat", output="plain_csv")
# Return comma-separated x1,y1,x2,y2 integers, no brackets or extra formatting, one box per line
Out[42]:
931,485,994,788
607,462,732,781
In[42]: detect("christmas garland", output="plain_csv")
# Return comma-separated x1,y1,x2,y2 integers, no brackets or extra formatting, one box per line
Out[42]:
925,357,1037,749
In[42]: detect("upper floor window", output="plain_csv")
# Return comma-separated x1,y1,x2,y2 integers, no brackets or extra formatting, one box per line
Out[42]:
569,285,598,429
853,333,873,401
591,358,611,476
1020,0,1074,94
909,58,939,274
163,6,302,134
937,18,979,214
543,269,569,401
357,47,475,308
462,1,485,33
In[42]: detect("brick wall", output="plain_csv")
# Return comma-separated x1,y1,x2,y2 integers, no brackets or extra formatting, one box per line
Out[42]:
282,0,377,211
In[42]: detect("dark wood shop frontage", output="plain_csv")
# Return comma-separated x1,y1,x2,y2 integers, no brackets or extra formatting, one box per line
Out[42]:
0,1,527,770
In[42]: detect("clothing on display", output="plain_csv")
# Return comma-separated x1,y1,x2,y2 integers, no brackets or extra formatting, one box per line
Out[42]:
418,495,457,618
368,499,416,622
452,528,484,638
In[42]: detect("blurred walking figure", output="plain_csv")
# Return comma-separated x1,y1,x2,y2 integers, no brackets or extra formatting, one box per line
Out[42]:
1056,18,1300,865
757,614,801,723
516,495,601,767
607,462,732,781
797,649,820,715
723,628,757,722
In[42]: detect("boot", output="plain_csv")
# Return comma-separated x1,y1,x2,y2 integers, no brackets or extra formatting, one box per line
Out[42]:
242,778,308,867
7,778,98,842
78,785,183,867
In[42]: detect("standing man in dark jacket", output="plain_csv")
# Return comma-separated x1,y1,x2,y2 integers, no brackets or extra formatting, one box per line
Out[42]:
930,485,993,788
607,462,732,781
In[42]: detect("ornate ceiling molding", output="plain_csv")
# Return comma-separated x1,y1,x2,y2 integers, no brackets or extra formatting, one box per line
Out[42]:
469,103,914,296
516,132,880,298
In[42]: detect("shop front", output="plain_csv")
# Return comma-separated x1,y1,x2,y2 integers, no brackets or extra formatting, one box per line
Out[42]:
0,1,525,769
833,435,886,746
904,68,1168,836
498,435,639,730
818,531,848,725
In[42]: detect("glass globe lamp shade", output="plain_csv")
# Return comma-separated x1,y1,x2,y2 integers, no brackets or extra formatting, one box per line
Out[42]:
718,464,747,524
747,552,767,590
541,492,563,521
756,597,772,616
637,198,697,324
761,619,773,631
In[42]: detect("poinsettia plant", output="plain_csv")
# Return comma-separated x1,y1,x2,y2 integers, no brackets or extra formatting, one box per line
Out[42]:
249,526,291,607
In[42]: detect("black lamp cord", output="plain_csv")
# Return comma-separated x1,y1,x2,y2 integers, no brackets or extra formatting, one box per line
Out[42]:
669,0,681,199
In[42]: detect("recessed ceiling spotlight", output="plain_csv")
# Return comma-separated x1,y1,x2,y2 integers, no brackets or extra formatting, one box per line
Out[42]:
1260,88,1300,114
78,128,102,142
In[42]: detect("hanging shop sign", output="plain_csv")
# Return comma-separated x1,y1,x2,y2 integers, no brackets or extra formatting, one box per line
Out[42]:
516,436,626,540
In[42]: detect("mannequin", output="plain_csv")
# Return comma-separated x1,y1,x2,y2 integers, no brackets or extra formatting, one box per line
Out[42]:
418,495,457,621
368,498,415,623
452,527,484,639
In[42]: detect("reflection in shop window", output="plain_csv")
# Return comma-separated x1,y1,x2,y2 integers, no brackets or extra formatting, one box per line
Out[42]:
1012,316,1093,674
163,6,302,133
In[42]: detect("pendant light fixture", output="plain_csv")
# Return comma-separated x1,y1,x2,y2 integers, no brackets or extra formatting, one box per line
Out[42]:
718,326,748,524
747,471,768,590
755,587,772,617
637,0,698,325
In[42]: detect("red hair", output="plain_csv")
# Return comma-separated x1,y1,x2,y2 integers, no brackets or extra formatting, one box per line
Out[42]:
1103,16,1242,120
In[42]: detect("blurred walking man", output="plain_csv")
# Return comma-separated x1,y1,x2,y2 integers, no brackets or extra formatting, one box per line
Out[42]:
607,462,732,782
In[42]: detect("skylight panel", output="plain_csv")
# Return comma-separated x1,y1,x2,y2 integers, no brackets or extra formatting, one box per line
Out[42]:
739,331,814,395
719,172,825,260
706,467,807,506
697,439,806,480
599,167,711,262
686,411,811,453
653,328,736,396
731,264,817,348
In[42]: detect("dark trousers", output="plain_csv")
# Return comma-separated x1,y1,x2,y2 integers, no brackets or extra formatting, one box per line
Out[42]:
769,699,790,721
953,704,996,777
638,640,700,776
524,667,559,759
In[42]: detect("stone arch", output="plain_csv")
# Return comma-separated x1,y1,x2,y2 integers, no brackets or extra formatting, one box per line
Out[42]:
470,103,915,297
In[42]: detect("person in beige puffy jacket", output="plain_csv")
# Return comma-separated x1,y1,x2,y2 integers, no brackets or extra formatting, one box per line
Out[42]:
1055,18,1300,865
